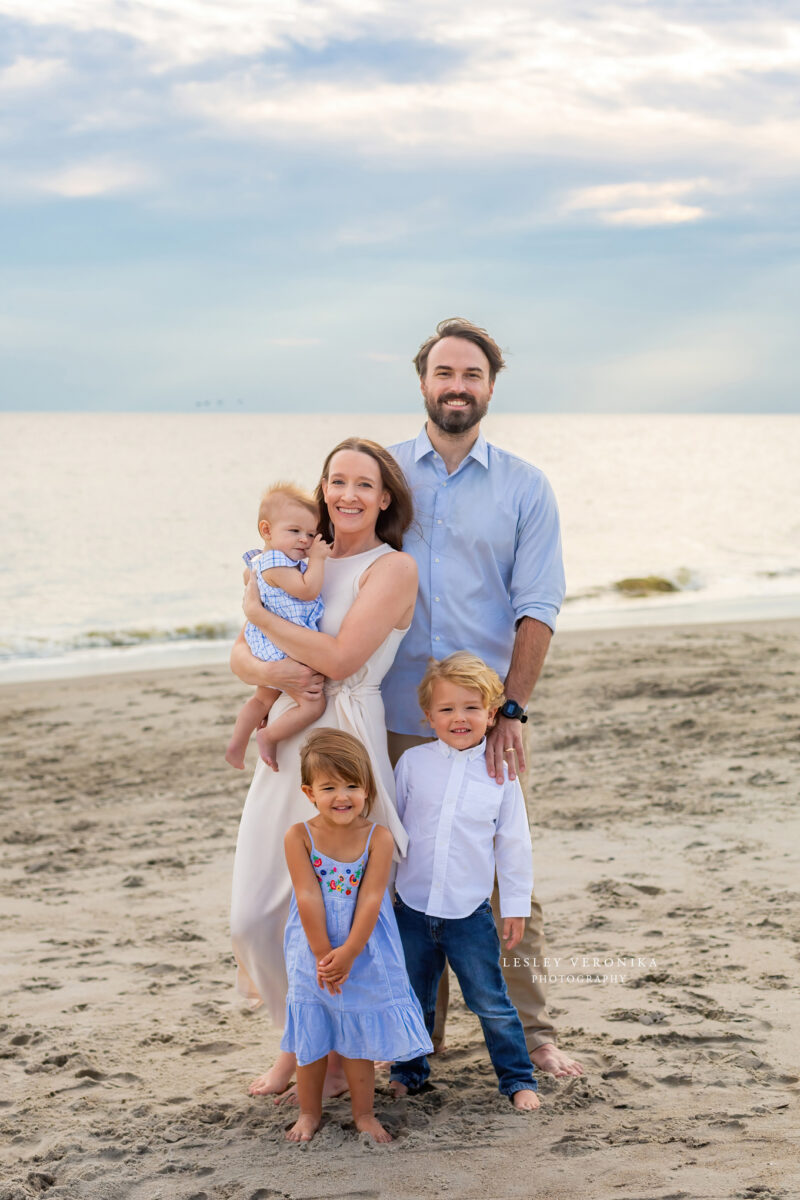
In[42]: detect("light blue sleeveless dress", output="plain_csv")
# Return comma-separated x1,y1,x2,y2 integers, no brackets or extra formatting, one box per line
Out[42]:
280,822,433,1066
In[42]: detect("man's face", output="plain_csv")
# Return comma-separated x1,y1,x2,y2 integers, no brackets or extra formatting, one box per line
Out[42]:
421,336,494,435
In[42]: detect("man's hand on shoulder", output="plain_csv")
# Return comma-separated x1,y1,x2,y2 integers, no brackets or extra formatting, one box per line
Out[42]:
485,715,526,783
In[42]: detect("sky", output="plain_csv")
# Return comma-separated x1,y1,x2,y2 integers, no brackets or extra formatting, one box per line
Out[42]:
1,1,799,413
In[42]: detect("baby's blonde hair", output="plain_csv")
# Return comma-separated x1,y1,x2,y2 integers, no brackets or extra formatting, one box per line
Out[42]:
417,651,505,714
300,728,376,817
258,481,318,532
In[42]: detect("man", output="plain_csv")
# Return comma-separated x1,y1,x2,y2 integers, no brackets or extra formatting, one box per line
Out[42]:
382,317,583,1079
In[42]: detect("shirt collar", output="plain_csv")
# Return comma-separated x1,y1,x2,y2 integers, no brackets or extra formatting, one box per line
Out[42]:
434,737,487,762
413,425,489,470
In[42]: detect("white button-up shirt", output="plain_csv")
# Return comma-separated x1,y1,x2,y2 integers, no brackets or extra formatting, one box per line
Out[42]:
394,739,533,920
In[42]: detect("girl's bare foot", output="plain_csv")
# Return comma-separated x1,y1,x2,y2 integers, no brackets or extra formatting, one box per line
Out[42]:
387,1080,408,1098
248,1052,296,1096
512,1089,540,1111
285,1112,320,1142
255,727,279,771
354,1113,392,1143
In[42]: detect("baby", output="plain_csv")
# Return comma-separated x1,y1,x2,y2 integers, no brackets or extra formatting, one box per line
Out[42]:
225,483,330,771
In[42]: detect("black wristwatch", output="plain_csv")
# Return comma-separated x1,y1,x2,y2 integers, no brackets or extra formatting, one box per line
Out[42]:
499,699,528,723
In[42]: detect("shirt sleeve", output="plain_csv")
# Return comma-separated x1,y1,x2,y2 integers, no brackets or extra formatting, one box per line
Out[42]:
494,776,533,918
509,473,566,633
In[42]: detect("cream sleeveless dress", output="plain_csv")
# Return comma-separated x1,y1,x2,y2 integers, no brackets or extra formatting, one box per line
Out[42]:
230,542,410,1025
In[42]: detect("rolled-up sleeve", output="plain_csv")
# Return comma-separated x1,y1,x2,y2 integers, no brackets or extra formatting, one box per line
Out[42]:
509,474,565,633
494,778,534,918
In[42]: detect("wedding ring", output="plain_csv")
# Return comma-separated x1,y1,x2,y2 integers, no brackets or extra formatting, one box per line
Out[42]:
504,746,515,753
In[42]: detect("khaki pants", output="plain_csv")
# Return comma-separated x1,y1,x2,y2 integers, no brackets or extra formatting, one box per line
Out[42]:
387,729,557,1054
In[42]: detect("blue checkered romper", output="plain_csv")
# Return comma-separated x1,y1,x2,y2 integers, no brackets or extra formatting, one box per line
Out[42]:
243,549,324,662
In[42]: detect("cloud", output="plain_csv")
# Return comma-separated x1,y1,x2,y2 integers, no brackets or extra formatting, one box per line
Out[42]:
564,179,712,226
0,54,67,90
39,160,154,198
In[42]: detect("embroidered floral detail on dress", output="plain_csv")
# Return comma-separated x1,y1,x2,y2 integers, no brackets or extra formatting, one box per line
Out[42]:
313,862,364,893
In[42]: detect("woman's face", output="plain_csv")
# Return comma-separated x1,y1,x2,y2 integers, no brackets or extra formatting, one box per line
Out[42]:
322,449,390,537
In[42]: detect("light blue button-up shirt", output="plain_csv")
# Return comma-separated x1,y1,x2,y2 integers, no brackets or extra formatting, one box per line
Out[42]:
383,426,565,736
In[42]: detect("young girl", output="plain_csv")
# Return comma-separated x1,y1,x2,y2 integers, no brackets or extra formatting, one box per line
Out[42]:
225,483,331,772
281,728,432,1144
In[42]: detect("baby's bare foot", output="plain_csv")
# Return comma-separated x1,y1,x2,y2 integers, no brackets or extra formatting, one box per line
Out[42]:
354,1113,392,1143
512,1089,540,1111
256,729,279,772
224,740,246,770
387,1080,408,1098
285,1113,320,1142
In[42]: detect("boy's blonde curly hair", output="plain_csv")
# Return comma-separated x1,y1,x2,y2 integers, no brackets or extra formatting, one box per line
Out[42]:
417,651,505,715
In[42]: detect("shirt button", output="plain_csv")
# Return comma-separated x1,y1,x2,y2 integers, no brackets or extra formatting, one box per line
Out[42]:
437,519,442,525
442,482,447,487
435,636,440,642
434,596,440,602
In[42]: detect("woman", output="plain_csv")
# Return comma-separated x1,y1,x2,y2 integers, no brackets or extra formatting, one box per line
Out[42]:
229,438,417,1098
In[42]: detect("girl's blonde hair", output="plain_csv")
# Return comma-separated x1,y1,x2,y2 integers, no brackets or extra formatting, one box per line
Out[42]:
417,652,505,714
258,481,318,531
300,728,376,816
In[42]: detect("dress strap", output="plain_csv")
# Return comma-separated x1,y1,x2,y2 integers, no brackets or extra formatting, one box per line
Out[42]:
303,821,317,855
364,822,377,855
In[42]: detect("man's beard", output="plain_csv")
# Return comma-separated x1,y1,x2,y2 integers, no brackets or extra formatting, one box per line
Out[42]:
423,389,489,434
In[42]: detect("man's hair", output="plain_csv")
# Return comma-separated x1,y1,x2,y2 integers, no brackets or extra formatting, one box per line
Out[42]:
300,727,376,816
417,651,505,714
258,481,318,530
315,437,413,551
413,318,507,383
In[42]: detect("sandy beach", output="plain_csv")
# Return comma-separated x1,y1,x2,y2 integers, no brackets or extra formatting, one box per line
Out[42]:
2,619,799,1200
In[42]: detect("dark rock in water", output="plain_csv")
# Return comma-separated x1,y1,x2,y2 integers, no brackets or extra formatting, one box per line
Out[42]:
614,575,679,597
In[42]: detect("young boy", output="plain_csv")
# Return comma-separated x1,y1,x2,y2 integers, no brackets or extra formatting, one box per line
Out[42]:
389,651,539,1111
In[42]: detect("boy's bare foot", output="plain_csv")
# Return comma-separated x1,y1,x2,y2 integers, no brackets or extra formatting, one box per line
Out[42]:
387,1080,408,1098
224,740,246,770
255,728,279,772
248,1052,295,1096
354,1113,392,1143
285,1113,320,1142
530,1043,583,1078
512,1089,540,1111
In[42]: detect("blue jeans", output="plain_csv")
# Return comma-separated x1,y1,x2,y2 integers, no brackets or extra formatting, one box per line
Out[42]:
390,896,537,1099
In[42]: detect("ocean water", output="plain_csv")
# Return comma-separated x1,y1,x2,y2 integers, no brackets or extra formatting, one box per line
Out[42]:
1,413,799,681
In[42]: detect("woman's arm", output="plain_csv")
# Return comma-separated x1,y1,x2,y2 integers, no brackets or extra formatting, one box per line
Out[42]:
230,630,325,702
316,826,393,983
242,552,418,680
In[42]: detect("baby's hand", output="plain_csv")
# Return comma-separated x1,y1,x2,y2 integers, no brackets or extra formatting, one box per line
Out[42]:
307,534,332,562
502,917,525,951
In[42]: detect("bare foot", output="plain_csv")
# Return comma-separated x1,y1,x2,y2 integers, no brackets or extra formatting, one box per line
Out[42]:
255,728,279,771
530,1043,584,1078
248,1052,296,1096
285,1112,320,1142
512,1089,540,1111
354,1113,392,1143
224,740,246,770
387,1080,408,1098
275,1066,349,1106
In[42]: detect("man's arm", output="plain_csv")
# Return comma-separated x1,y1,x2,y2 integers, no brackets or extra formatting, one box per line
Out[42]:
485,616,552,782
